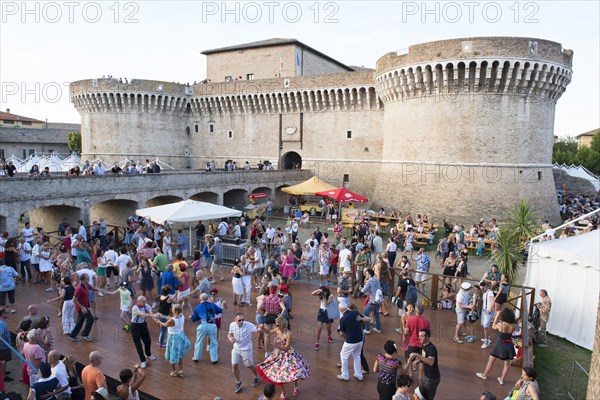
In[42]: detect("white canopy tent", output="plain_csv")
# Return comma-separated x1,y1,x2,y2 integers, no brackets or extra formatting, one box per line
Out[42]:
524,230,600,350
554,163,600,191
136,200,242,250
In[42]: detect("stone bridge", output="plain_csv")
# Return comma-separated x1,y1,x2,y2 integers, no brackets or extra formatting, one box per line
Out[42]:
0,169,312,235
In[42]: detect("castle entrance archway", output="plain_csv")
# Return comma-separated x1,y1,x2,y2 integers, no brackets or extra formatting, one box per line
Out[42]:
281,152,302,170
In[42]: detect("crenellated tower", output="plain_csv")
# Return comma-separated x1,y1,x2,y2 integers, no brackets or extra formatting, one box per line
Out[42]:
372,37,572,222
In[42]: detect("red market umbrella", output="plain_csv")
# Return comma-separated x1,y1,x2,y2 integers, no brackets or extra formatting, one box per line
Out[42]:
315,187,368,203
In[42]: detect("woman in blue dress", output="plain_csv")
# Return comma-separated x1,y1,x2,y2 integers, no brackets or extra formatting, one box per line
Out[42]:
154,304,191,378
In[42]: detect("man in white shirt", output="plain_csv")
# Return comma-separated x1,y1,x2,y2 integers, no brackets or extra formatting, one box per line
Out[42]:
217,220,229,238
115,248,133,278
372,232,383,263
228,312,260,393
31,239,43,284
453,282,473,344
48,350,71,398
77,220,87,242
103,245,119,288
17,237,32,282
479,282,495,349
339,243,353,276
21,222,35,246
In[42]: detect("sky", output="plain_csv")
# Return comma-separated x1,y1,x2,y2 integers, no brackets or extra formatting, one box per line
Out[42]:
1,0,598,137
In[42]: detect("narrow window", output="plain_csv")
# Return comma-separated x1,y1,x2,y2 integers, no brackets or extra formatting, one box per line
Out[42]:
346,130,352,139
194,124,199,133
228,130,233,139
343,174,350,183
209,123,214,133
537,171,542,181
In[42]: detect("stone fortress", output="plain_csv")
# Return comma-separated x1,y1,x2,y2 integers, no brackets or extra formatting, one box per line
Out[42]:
70,37,573,223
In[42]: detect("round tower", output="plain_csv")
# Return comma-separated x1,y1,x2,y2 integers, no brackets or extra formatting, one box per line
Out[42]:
372,37,573,223
70,79,193,168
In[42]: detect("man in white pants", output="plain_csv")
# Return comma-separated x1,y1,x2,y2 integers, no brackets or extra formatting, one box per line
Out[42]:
228,312,260,393
337,303,369,382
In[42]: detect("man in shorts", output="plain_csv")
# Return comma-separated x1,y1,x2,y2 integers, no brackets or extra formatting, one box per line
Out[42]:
453,282,473,344
413,248,430,290
479,282,495,348
228,312,260,393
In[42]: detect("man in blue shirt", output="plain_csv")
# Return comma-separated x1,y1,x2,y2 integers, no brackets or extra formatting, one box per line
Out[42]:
337,302,369,382
160,265,178,295
361,269,382,334
176,230,188,258
191,293,223,364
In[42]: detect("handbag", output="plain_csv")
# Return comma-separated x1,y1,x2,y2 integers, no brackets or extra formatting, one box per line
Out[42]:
325,296,340,319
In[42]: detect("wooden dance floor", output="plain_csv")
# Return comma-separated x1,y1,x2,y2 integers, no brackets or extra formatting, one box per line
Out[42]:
11,280,521,400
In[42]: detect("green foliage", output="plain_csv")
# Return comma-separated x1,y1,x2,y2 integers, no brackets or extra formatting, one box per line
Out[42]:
503,199,542,244
492,199,540,282
67,132,81,154
489,229,524,283
552,132,600,176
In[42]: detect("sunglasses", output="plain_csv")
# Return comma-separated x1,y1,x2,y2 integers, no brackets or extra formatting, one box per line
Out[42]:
236,319,244,322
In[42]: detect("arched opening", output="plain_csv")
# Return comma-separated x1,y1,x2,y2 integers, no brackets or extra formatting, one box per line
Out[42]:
281,152,302,170
90,199,139,229
145,196,183,208
190,192,219,204
26,205,82,245
223,189,247,211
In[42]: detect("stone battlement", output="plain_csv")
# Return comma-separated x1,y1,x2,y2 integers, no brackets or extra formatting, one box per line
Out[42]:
376,37,573,72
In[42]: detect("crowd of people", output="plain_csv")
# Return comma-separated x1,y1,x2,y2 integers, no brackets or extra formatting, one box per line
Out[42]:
0,207,575,400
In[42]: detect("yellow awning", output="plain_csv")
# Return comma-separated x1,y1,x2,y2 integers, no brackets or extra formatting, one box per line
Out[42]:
280,176,337,195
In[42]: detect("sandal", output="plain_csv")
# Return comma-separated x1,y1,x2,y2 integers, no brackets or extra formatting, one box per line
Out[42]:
170,371,178,377
453,337,463,344
178,370,184,378
383,312,390,316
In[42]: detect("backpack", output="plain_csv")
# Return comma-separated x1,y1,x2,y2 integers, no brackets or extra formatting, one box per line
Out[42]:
405,284,418,304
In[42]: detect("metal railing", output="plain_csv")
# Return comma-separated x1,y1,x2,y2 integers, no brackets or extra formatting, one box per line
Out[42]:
567,361,589,400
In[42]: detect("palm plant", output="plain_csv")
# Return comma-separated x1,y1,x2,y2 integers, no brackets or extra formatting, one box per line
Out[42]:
503,199,542,244
491,199,541,283
489,229,524,283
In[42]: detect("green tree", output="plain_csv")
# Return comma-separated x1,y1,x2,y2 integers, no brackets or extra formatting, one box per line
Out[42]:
552,136,578,164
67,131,81,154
576,145,600,176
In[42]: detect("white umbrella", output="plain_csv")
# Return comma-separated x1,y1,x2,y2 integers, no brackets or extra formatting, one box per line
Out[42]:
136,200,242,251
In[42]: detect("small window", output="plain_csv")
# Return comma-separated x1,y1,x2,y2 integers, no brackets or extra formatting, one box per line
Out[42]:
209,123,214,133
343,174,350,183
29,149,35,156
346,130,352,139
246,74,254,80
48,149,54,154
4,120,14,124
194,124,199,133
22,121,32,126
227,130,233,139
22,149,27,159
537,171,542,181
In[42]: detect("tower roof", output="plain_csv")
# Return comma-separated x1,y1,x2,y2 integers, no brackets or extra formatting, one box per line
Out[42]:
202,38,353,71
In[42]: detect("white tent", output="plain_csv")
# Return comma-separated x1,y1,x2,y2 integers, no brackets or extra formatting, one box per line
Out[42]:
136,200,242,224
524,230,600,350
553,163,600,191
136,200,242,250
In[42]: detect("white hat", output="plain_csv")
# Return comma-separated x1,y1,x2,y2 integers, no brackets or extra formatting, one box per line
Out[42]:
342,266,352,273
461,282,472,290
214,237,220,242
